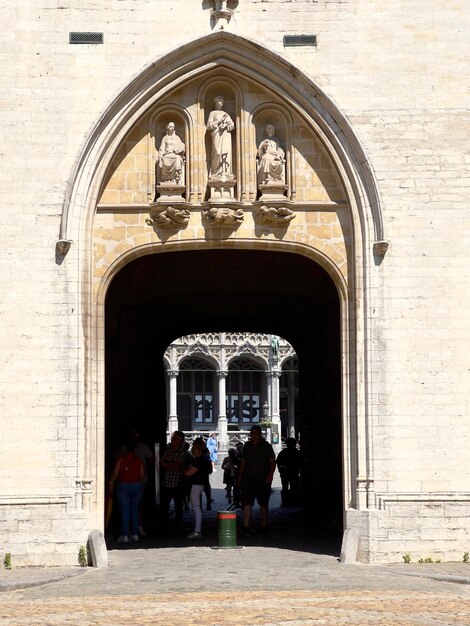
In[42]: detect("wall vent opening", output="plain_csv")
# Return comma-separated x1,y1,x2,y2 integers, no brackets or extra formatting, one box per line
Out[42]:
283,34,317,47
69,32,104,45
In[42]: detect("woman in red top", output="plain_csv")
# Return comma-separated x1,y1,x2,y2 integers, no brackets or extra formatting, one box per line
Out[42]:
109,437,144,544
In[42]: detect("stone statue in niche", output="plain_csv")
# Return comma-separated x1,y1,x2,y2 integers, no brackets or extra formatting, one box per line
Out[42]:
157,122,185,185
207,95,235,179
257,123,285,185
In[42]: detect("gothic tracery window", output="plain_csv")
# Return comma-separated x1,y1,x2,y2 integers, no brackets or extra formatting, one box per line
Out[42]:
227,358,263,424
177,358,215,425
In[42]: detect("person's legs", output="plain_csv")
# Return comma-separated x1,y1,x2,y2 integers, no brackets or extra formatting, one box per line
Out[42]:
190,484,204,533
280,474,289,506
290,474,300,504
243,504,252,528
204,479,212,510
173,484,185,530
241,479,255,527
257,481,272,530
117,483,131,538
159,486,172,531
260,505,268,528
128,483,142,537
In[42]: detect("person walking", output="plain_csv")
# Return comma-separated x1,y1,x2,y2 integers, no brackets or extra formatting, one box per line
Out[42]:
109,436,144,544
159,430,190,534
238,425,276,537
276,437,301,506
184,439,213,539
206,432,218,472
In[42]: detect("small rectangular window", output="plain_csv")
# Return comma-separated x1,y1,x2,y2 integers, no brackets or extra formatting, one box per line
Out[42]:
69,32,104,45
283,34,317,48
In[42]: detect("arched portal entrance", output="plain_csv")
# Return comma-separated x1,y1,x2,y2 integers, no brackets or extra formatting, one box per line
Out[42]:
61,30,384,560
105,248,342,539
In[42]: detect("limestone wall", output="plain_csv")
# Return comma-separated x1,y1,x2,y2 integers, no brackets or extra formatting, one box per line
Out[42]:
0,0,469,564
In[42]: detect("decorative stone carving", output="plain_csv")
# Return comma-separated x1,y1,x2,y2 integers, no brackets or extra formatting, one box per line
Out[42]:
203,206,244,225
75,479,93,492
270,335,280,363
56,239,72,256
254,205,295,226
207,95,235,180
210,0,238,31
147,206,190,228
155,122,186,201
257,123,285,185
164,332,297,372
373,240,390,257
158,122,185,185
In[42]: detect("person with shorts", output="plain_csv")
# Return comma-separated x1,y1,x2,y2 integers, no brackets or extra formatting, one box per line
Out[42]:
239,425,276,537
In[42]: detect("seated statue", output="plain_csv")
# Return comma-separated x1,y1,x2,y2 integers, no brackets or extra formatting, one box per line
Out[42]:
257,123,285,185
158,122,185,185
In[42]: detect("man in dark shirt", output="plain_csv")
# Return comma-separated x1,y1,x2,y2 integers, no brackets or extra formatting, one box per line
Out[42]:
239,425,276,536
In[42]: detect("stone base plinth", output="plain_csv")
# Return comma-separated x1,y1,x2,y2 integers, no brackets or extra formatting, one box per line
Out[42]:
258,183,287,201
156,184,186,202
208,177,236,201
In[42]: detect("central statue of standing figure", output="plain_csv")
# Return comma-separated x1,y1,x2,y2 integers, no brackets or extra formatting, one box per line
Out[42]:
207,95,235,179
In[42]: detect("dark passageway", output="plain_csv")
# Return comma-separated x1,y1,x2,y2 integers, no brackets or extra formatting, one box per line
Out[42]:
105,248,343,549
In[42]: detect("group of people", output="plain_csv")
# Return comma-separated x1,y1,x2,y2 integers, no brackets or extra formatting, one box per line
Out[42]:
109,426,301,544
159,431,218,539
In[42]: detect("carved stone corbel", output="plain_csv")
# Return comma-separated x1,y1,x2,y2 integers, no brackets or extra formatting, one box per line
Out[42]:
203,206,244,225
373,240,389,257
254,205,295,226
210,0,238,31
56,239,72,256
147,206,190,228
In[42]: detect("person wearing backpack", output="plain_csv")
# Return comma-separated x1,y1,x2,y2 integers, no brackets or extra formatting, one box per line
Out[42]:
109,436,144,544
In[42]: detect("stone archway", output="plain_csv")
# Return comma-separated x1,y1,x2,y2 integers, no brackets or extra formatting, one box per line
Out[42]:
61,31,383,558
104,247,343,538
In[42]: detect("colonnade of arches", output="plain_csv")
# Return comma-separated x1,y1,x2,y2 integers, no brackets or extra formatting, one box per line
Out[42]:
163,333,299,451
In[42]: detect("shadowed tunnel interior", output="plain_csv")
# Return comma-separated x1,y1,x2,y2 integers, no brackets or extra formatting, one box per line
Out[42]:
105,248,343,546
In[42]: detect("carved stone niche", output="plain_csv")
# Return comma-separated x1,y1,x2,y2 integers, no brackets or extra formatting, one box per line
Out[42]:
147,205,190,229
253,205,296,227
256,120,288,200
154,119,186,202
202,206,244,225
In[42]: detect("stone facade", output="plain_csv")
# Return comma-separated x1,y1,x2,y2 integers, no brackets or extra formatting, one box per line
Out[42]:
0,1,469,565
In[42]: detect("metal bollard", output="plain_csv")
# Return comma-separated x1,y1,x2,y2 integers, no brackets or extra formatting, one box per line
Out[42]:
217,511,237,548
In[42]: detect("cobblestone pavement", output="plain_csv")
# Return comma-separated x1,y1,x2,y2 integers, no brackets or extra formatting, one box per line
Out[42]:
1,472,469,625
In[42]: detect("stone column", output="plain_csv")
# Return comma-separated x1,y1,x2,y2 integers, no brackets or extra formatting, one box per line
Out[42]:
288,371,296,439
266,372,272,420
168,369,179,438
270,370,282,455
216,370,228,450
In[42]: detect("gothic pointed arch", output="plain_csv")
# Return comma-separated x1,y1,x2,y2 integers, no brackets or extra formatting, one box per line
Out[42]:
60,30,383,248
68,30,382,528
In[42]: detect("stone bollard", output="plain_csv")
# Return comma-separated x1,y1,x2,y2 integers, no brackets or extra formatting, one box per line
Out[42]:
87,529,109,568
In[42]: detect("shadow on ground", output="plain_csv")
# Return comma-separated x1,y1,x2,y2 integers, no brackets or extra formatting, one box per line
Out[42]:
106,484,342,557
